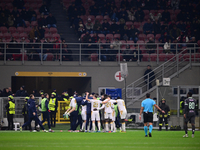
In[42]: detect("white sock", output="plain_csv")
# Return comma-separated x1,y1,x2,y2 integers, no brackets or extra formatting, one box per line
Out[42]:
113,122,116,132
105,123,109,131
122,123,126,131
111,122,114,131
92,122,95,131
98,122,101,131
82,122,85,130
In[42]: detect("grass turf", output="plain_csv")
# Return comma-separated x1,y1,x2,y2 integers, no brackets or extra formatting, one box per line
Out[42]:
0,129,199,150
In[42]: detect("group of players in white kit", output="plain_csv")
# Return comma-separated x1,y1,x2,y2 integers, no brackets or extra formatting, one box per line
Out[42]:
66,92,127,132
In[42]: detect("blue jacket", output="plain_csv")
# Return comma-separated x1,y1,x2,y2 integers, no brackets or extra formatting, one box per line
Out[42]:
75,97,83,111
27,99,37,116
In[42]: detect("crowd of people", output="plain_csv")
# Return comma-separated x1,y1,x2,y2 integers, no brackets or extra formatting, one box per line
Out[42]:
66,0,200,60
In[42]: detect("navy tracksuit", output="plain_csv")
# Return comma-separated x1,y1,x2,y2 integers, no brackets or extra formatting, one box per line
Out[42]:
22,99,45,130
82,99,92,131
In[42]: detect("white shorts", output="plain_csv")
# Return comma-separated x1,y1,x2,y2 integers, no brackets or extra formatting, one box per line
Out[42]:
104,112,112,119
81,111,86,121
91,111,100,121
119,110,127,119
112,110,116,121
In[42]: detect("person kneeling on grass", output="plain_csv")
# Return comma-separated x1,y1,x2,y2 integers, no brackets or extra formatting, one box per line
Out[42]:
20,94,48,132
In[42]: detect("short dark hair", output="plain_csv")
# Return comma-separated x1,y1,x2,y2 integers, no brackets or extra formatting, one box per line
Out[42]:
44,93,48,98
146,93,150,98
30,94,34,99
187,92,192,97
93,94,98,98
108,95,111,99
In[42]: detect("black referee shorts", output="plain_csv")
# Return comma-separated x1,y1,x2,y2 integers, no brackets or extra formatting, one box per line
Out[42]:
185,115,195,124
143,112,153,123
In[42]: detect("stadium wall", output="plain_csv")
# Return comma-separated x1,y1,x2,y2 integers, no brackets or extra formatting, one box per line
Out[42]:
0,62,199,95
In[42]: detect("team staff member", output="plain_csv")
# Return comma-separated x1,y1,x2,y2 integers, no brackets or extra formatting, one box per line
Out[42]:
41,93,54,132
5,95,15,130
139,93,164,137
21,94,47,132
183,92,197,138
49,92,58,127
22,97,31,130
158,98,170,131
65,96,78,132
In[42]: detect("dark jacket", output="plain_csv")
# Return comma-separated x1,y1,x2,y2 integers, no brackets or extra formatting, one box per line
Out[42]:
144,69,155,82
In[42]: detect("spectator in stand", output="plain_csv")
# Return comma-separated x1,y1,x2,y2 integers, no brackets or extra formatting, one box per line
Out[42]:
15,86,28,97
191,20,200,40
129,25,139,43
110,19,119,34
187,37,198,53
13,0,24,9
123,45,133,62
39,45,48,61
153,18,161,35
144,65,155,89
2,88,12,97
84,38,96,59
177,31,189,47
177,11,186,22
38,13,47,28
89,1,99,16
150,10,162,21
163,39,173,54
29,26,41,40
146,37,156,54
107,44,118,61
102,19,110,35
127,7,136,21
93,20,102,34
38,26,45,40
112,38,122,50
27,8,37,22
159,32,171,43
177,20,186,32
120,25,129,41
46,13,57,28
85,18,94,34
92,33,99,43
39,2,50,15
27,44,39,60
14,13,26,27
169,20,176,30
62,43,73,61
12,7,20,18
185,11,191,22
0,13,8,27
135,7,144,22
33,90,40,97
143,19,154,35
68,3,76,28
119,18,125,31
170,25,181,42
118,7,128,22
73,15,83,31
110,8,119,22
171,0,180,10
120,0,129,8
161,9,170,22
52,37,61,58
21,7,28,21
78,23,85,41
82,31,91,43
133,45,143,62
77,5,86,16
3,6,11,18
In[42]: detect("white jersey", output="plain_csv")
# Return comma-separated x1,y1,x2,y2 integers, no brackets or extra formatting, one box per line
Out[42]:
116,99,126,112
70,98,77,109
104,99,115,113
81,100,87,112
90,99,102,111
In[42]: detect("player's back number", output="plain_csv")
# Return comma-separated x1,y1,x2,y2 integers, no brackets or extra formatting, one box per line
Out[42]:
189,102,195,109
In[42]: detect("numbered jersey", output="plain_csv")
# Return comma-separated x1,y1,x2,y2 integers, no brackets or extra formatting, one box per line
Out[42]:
103,99,114,113
90,99,102,111
116,99,126,112
184,97,197,116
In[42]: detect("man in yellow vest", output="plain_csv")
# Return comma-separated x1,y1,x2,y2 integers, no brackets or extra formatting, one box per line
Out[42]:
49,92,58,127
5,95,15,130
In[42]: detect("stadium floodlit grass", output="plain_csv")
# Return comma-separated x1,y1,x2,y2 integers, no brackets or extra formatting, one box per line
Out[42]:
0,130,199,150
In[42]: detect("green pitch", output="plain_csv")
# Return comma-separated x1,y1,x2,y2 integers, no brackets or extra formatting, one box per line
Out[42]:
0,130,199,150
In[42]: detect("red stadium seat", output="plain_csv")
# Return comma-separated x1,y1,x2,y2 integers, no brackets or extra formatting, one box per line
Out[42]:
96,15,103,22
9,27,17,34
24,27,32,34
91,53,98,61
166,53,175,61
52,33,60,39
0,27,8,34
158,47,164,54
158,10,164,13
19,33,28,39
106,34,113,40
155,34,161,40
144,15,150,21
142,53,149,61
17,27,24,33
127,40,134,44
12,33,20,39
87,15,95,22
3,32,11,40
113,34,120,39
25,21,30,27
138,34,146,41
143,10,149,15
147,34,154,40
150,54,157,61
133,22,141,28
31,21,38,27
80,15,87,21
45,33,52,39
103,15,110,21
125,21,133,28
46,53,54,61
0,33,3,39
197,40,200,47
116,53,123,61
49,28,57,34
98,34,105,40
159,53,166,61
